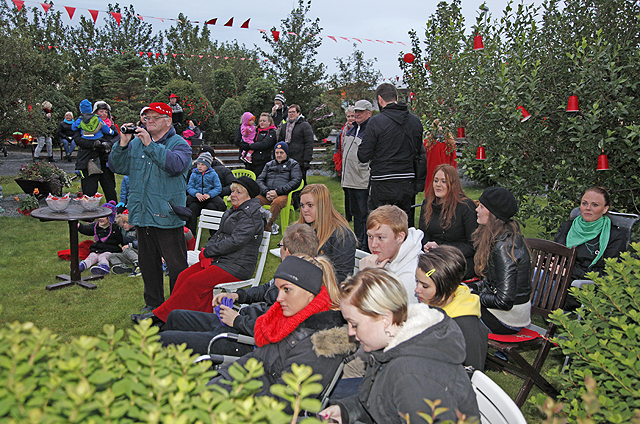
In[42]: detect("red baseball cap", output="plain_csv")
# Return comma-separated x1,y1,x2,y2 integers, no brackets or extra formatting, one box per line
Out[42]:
140,102,173,118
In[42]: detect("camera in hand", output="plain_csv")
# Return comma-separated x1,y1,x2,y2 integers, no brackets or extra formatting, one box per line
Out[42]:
121,125,138,134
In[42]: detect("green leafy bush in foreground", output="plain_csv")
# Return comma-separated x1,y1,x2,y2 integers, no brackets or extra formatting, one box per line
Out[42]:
536,243,640,423
0,318,321,423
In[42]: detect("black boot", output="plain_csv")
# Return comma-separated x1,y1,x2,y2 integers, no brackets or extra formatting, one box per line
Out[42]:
48,156,56,163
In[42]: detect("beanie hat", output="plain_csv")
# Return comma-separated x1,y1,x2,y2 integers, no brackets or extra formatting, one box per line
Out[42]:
274,141,289,155
101,200,118,223
479,187,518,222
199,145,216,158
234,176,260,199
79,99,93,114
92,101,111,113
274,256,323,295
275,93,286,103
196,152,213,168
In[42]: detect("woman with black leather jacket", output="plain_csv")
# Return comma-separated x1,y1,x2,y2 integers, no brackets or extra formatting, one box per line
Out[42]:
234,112,277,178
470,187,531,335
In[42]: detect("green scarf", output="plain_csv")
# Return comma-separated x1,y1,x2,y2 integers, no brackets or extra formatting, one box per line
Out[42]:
566,215,611,267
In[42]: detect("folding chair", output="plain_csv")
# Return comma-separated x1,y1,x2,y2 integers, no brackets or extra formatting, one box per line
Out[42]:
471,370,527,424
353,249,370,274
212,231,271,294
485,238,577,406
187,209,224,266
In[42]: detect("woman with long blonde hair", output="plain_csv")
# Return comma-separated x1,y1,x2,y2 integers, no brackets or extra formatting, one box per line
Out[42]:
298,183,357,283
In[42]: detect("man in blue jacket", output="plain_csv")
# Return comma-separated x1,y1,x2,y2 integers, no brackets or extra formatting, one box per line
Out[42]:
357,83,424,227
109,102,192,312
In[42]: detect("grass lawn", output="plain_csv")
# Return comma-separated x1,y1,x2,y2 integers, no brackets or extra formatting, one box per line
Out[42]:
0,173,553,422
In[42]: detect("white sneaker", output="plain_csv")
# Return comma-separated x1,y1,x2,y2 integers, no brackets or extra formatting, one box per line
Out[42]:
271,223,280,235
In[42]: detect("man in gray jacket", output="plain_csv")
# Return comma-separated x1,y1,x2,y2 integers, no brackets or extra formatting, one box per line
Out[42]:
341,100,372,250
256,141,302,235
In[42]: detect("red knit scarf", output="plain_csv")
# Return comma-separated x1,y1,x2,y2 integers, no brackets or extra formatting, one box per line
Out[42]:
254,286,331,347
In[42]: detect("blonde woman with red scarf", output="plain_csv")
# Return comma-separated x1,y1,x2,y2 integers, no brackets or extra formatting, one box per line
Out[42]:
209,255,356,413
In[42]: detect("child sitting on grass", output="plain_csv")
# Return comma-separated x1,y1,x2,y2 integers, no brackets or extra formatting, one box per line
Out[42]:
78,201,122,275
109,209,140,277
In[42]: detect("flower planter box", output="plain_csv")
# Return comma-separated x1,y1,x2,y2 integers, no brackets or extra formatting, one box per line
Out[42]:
14,178,60,199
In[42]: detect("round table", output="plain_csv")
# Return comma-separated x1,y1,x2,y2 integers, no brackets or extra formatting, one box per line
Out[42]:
31,204,113,290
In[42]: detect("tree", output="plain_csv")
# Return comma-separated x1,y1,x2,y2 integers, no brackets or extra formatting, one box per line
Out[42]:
155,80,215,135
99,4,163,59
328,44,382,105
259,0,325,112
148,64,173,91
402,0,640,236
0,22,49,144
240,77,277,118
210,68,237,111
217,98,244,142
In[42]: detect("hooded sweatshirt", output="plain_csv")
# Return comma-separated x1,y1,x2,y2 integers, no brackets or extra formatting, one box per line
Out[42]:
385,227,424,303
335,303,479,424
72,99,114,140
240,112,256,144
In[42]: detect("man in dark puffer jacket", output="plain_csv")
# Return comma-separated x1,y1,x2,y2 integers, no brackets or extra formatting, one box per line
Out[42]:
256,141,302,234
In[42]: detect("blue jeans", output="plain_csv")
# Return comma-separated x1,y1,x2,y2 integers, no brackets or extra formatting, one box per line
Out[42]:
61,138,76,156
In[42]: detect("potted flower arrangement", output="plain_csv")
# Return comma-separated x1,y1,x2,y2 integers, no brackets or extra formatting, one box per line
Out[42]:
15,162,73,198
15,191,40,216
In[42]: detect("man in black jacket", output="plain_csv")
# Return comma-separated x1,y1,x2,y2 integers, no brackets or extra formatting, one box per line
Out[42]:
358,83,424,226
277,104,314,184
256,141,303,234
157,223,318,355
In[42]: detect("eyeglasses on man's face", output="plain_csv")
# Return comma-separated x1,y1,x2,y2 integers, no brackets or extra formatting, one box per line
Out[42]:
142,115,169,123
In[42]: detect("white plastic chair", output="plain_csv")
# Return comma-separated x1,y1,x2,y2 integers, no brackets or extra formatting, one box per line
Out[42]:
187,209,224,266
353,249,370,274
212,231,271,294
471,370,527,424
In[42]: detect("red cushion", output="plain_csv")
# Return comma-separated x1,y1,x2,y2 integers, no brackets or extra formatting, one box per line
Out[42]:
488,327,541,343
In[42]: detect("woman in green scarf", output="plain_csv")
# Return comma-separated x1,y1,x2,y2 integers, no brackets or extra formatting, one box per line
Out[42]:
554,187,625,290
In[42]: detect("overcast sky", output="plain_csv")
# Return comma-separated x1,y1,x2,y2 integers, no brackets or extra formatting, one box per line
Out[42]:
50,0,544,80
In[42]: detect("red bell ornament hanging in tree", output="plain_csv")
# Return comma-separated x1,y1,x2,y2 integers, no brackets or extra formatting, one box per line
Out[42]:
597,150,610,171
476,145,486,160
473,34,484,51
566,95,579,112
457,127,466,139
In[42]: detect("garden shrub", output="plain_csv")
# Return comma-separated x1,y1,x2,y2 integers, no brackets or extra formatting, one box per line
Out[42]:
0,318,325,423
537,243,640,423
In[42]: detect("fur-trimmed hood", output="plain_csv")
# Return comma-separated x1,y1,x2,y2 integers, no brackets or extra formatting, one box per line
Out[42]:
378,303,466,366
299,310,358,358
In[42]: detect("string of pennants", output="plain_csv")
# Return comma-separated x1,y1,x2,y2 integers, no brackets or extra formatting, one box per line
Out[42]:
11,0,407,46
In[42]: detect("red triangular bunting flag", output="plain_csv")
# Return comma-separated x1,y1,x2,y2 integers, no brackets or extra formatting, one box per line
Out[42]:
224,17,233,26
198,55,203,58
172,53,177,58
272,31,280,42
206,18,217,25
376,40,385,44
387,41,394,44
137,15,143,20
224,57,228,60
328,36,337,42
240,58,245,61
139,52,144,57
340,37,349,41
397,41,406,46
365,39,374,42
12,0,24,11
89,10,99,23
156,53,161,58
65,6,75,19
147,52,152,58
288,32,297,36
257,28,266,33
48,46,52,49
111,12,121,25
190,54,195,57
241,19,250,28
40,3,51,13
353,38,362,43
215,56,219,59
